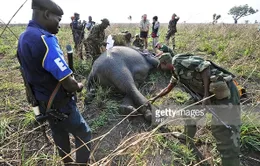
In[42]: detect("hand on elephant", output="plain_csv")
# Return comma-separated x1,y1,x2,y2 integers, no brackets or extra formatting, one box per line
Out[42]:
77,83,84,92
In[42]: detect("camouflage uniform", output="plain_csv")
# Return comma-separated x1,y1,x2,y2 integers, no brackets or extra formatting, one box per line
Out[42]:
132,35,144,49
84,18,109,63
166,16,179,50
170,53,241,166
112,31,132,46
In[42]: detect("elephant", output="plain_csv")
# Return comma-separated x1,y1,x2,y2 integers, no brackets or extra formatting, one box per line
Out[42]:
86,46,160,122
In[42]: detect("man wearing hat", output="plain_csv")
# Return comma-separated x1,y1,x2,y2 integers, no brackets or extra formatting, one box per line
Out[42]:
149,53,241,166
155,42,175,58
153,42,175,70
17,0,91,165
166,13,180,50
84,18,110,64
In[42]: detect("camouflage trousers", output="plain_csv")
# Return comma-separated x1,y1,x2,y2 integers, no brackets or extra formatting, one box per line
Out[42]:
72,33,85,59
83,40,101,64
183,80,241,166
165,32,176,50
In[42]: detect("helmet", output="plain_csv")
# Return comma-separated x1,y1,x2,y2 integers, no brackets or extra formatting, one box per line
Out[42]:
101,18,110,26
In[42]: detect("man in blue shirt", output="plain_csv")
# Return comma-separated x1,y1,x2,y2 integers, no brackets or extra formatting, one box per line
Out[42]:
86,16,95,31
17,0,91,165
71,12,86,59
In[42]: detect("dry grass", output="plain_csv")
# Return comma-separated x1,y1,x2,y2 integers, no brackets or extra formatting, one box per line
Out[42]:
0,23,260,166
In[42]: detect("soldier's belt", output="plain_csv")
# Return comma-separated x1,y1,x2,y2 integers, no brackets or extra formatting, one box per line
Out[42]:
37,99,70,122
38,97,70,110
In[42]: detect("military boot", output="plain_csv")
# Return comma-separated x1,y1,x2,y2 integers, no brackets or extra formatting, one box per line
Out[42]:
221,157,241,166
172,124,197,142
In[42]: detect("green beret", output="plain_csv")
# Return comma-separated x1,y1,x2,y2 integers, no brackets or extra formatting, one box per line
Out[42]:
32,0,63,16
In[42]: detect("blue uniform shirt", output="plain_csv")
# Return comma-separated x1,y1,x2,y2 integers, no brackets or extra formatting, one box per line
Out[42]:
17,20,74,110
72,19,79,30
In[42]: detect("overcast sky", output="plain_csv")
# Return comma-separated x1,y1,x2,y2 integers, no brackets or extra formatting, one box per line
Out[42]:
0,0,259,24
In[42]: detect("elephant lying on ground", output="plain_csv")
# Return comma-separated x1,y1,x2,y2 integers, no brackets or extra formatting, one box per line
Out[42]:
86,46,160,122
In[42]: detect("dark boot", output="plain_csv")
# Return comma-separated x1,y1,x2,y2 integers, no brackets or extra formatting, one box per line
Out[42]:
221,157,241,166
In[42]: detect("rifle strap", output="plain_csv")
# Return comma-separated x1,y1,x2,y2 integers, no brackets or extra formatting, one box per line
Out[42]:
46,82,61,110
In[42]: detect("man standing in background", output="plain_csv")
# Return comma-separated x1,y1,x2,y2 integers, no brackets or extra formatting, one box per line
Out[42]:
139,14,150,50
84,18,110,64
86,16,95,31
166,13,180,50
151,16,160,52
71,12,86,59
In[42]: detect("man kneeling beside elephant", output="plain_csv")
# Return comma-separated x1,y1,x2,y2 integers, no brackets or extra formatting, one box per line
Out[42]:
150,53,242,166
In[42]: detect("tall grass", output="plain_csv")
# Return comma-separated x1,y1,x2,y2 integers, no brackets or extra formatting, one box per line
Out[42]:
0,23,259,165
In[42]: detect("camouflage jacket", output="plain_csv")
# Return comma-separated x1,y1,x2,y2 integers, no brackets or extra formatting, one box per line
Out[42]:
168,18,179,33
133,38,144,48
170,53,232,96
112,32,132,46
86,24,105,45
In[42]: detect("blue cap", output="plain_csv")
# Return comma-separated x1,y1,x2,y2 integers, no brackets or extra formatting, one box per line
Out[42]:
32,0,63,16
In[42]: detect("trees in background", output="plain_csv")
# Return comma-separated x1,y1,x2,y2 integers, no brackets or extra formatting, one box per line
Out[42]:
213,13,221,24
228,4,258,24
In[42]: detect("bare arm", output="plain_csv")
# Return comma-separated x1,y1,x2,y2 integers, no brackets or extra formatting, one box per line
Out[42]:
61,75,83,93
155,51,164,57
150,82,176,103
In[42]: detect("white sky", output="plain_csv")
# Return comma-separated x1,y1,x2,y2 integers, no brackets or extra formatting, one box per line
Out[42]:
0,0,259,24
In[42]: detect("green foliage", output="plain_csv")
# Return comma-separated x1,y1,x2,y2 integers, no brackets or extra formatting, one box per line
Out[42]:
213,13,221,24
155,134,196,165
22,111,36,128
73,56,92,77
240,110,260,153
228,4,258,23
169,90,190,104
0,23,260,165
0,117,11,142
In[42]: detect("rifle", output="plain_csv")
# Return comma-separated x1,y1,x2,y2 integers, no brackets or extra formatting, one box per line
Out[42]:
16,51,41,116
16,51,51,142
16,52,68,123
179,81,234,134
66,44,77,102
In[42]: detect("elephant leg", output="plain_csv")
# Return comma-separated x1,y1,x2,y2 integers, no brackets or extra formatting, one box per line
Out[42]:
127,88,152,122
118,95,136,115
85,72,98,105
106,68,152,122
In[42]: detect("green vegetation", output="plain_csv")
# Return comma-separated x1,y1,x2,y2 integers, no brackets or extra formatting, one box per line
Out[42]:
0,23,259,165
